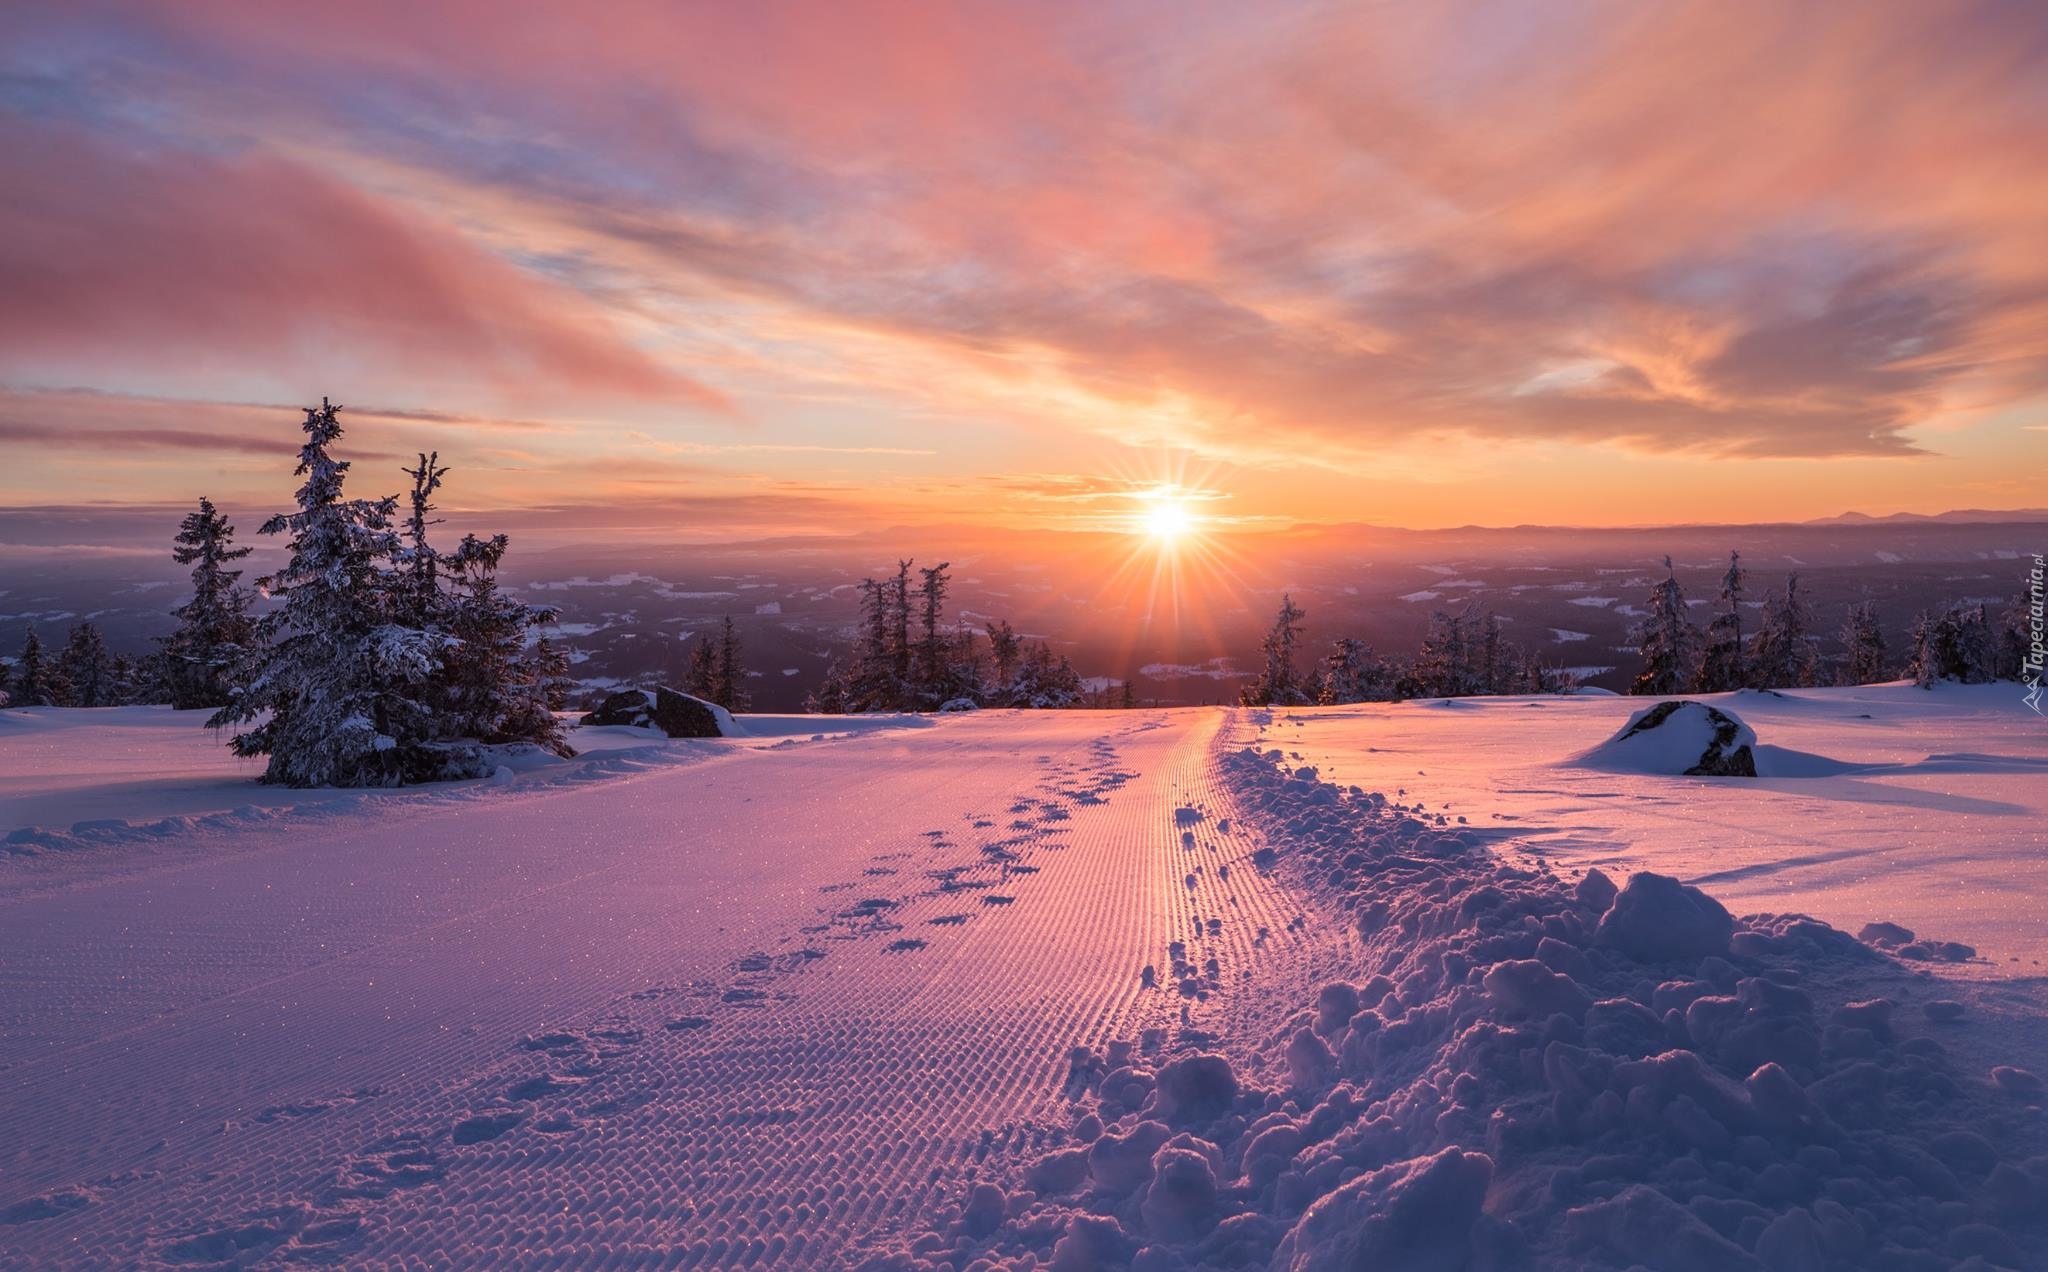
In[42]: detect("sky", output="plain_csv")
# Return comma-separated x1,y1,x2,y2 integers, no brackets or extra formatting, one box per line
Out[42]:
3,0,2047,540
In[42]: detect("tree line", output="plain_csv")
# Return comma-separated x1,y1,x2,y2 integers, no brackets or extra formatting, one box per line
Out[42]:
1237,549,2038,707
1238,594,1579,706
807,560,1085,712
1628,551,2034,695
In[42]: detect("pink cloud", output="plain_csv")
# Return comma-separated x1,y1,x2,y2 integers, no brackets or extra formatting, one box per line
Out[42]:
0,118,725,412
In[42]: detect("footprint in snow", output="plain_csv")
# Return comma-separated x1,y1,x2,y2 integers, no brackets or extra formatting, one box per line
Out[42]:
451,1111,523,1145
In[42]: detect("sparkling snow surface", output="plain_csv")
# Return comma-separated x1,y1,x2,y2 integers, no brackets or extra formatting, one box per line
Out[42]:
0,708,1333,1265
1,690,2043,1266
1263,684,2048,972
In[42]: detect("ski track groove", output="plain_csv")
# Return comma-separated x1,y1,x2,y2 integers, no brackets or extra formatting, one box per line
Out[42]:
0,710,1335,1268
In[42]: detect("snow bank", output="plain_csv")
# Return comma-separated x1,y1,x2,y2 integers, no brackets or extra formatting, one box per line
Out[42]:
1582,700,1758,776
876,737,2048,1270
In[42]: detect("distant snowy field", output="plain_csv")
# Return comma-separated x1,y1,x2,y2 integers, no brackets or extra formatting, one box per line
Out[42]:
1261,684,2048,973
1,689,2044,1266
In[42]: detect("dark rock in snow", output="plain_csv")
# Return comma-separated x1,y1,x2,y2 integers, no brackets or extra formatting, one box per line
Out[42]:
580,686,729,738
1595,872,1735,963
1599,700,1758,776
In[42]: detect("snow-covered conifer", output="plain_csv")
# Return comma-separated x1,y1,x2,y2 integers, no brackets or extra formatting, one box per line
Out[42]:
1694,550,1749,692
682,632,720,701
1995,574,2033,681
890,560,913,690
1748,572,1821,688
1414,606,1476,697
1318,638,1391,704
160,496,257,709
914,562,953,706
1240,595,1310,706
1628,557,1701,696
397,453,451,632
212,398,443,787
59,622,117,707
439,532,571,754
1836,601,1889,686
1905,610,1936,689
714,615,750,711
10,628,65,706
985,620,1022,706
1010,640,1083,708
1905,602,1995,687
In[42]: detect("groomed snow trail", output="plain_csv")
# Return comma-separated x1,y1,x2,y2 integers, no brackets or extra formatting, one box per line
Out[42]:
0,710,1329,1267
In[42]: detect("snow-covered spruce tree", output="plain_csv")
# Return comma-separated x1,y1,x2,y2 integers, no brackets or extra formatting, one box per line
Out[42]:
984,619,1022,707
160,496,257,709
1748,571,1821,688
1995,574,2033,681
1413,606,1474,697
889,560,913,694
11,628,67,706
682,632,720,702
1240,595,1311,706
1694,549,1749,692
1010,639,1083,708
108,654,143,705
1904,602,1996,687
529,635,575,713
1836,601,1889,686
913,561,953,707
713,615,750,711
1476,609,1505,694
438,532,572,755
1905,610,1936,689
848,574,907,711
59,622,118,707
396,453,451,633
211,398,444,788
1627,556,1701,696
953,627,985,703
1318,637,1392,704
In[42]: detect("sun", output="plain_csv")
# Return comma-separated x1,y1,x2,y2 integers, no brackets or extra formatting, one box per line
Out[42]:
1139,497,1198,545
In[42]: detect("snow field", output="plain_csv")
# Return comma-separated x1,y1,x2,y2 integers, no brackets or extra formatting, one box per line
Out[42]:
882,706,2048,1270
0,710,1334,1267
1266,684,2048,972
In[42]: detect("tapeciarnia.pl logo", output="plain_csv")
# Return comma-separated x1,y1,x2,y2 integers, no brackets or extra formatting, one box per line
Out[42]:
2025,553,2045,716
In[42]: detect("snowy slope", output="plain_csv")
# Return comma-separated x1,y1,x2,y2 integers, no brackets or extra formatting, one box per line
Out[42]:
0,709,1337,1265
2,691,2044,1268
1260,683,2048,971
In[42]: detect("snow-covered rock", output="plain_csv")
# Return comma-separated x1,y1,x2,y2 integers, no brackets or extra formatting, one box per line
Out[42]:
578,686,740,738
1584,699,1758,776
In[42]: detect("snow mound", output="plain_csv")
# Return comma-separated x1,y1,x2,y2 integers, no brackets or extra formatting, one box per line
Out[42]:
1583,699,1757,776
